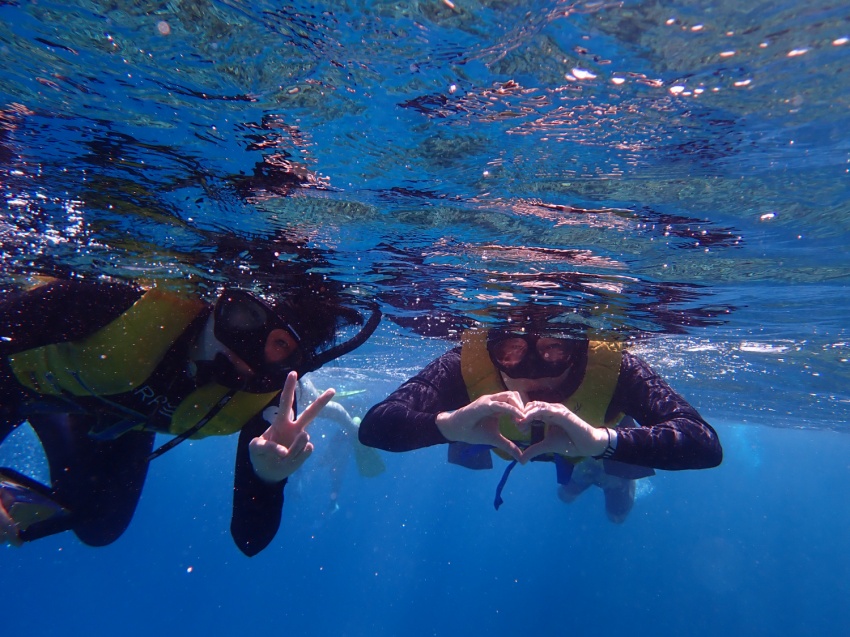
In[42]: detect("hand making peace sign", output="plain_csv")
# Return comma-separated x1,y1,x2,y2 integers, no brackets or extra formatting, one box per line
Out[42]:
248,371,335,483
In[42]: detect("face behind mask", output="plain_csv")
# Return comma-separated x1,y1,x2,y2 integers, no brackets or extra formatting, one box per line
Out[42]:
197,289,382,393
188,290,302,393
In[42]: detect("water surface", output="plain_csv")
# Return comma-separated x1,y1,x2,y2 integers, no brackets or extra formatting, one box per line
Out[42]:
2,1,849,635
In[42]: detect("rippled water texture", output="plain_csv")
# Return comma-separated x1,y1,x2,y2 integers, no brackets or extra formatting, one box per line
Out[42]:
1,0,849,427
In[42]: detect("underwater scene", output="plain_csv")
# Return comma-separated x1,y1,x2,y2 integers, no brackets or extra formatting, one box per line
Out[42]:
1,0,849,635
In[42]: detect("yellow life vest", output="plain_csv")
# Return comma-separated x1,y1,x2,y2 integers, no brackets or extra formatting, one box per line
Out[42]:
9,288,205,397
167,382,279,438
460,328,624,456
8,289,279,438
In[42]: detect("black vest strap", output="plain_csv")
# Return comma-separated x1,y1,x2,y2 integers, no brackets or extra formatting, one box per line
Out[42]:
146,389,237,462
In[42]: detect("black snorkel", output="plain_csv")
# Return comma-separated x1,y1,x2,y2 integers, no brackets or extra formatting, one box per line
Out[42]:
295,300,382,374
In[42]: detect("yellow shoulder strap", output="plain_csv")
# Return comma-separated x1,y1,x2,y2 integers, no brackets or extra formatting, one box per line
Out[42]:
169,384,280,438
564,340,623,427
460,328,502,400
460,328,526,441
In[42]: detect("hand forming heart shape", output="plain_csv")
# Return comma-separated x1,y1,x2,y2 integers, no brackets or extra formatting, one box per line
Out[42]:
514,401,608,462
436,393,609,464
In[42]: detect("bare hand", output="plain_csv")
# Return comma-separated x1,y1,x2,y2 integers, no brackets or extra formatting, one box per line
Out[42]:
436,391,526,462
249,371,335,483
519,401,609,462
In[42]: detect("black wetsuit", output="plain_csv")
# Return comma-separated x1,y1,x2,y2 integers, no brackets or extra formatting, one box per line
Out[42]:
0,280,287,556
359,347,722,470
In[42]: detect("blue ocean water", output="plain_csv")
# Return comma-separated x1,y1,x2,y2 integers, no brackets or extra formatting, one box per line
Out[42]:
2,1,849,635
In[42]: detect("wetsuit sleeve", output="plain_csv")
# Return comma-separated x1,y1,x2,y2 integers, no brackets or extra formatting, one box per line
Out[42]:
607,352,722,470
230,409,286,557
359,348,469,452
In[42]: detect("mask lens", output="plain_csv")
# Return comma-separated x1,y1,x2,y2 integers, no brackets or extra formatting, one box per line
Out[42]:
264,328,301,365
536,337,570,365
489,337,529,371
213,291,301,389
217,296,269,333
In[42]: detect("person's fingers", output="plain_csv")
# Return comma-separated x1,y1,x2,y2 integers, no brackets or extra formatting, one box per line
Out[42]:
259,430,310,461
296,441,314,462
521,403,582,431
270,371,299,431
250,432,314,481
523,400,551,411
279,371,298,406
489,391,526,410
520,439,569,463
494,436,523,462
521,428,575,463
479,427,523,462
285,443,313,475
520,440,550,463
295,388,336,431
251,437,288,463
249,435,272,454
286,430,311,457
484,399,526,423
521,402,557,420
279,435,313,471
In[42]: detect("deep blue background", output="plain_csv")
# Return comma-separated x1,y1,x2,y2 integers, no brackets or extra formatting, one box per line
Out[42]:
4,414,848,637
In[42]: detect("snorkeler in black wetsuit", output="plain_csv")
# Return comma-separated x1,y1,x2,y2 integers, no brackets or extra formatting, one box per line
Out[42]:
359,326,721,521
0,278,379,555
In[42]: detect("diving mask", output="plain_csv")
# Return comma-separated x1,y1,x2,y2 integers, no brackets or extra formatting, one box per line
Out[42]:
487,332,577,379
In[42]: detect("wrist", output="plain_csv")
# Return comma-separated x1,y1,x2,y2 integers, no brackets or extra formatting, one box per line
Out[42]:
251,461,284,484
593,428,617,459
435,410,456,440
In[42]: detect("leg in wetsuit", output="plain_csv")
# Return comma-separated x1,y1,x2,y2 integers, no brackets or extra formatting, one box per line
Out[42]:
1,412,155,545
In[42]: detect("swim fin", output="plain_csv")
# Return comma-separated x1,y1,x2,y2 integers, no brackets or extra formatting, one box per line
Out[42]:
0,467,69,543
352,441,385,478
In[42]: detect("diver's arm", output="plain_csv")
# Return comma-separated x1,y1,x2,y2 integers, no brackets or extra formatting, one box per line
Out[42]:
297,376,358,434
359,349,470,452
607,352,722,470
231,372,334,556
230,410,286,557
